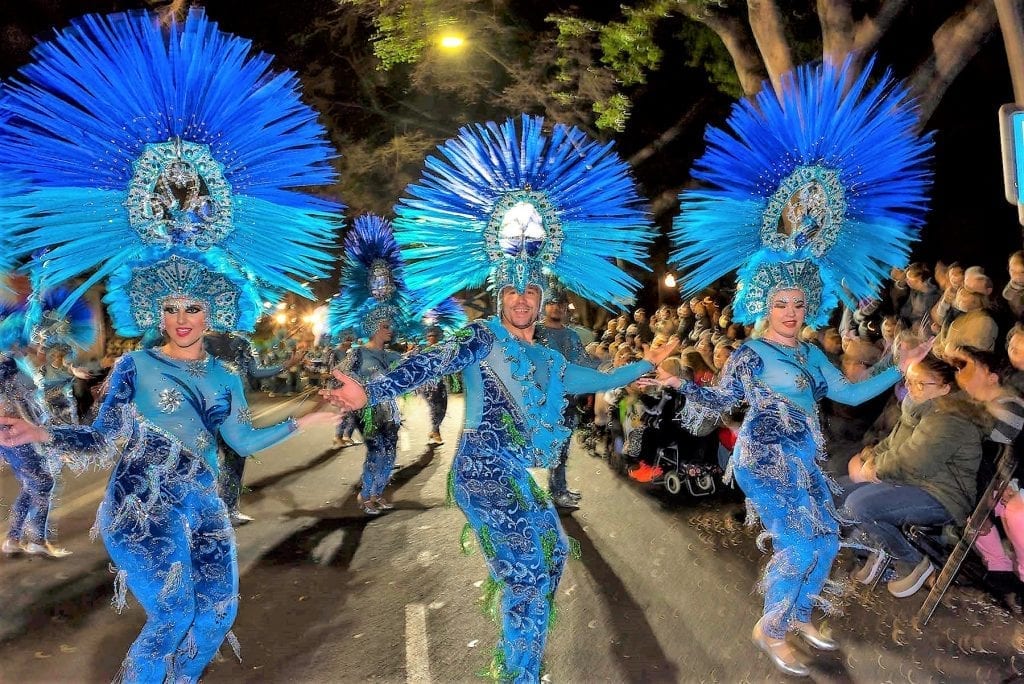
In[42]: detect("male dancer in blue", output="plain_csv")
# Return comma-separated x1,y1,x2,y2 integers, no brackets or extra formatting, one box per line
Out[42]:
324,115,659,683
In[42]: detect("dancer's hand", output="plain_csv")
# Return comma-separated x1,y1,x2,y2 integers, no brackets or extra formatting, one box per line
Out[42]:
0,416,50,447
894,334,933,373
320,370,369,411
642,337,679,368
295,411,341,431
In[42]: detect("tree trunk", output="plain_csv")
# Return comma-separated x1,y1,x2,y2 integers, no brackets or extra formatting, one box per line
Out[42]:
746,0,794,95
910,0,1000,126
628,95,715,167
817,0,856,62
696,11,770,96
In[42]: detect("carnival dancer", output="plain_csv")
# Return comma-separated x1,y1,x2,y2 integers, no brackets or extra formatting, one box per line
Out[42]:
0,300,74,558
535,286,598,509
328,214,410,515
0,10,340,681
417,298,467,446
658,59,934,676
323,115,667,683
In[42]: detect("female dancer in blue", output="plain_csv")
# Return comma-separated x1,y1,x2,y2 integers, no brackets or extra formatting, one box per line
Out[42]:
664,59,934,676
0,10,340,680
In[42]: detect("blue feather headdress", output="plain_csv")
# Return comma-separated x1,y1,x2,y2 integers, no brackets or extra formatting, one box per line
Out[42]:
23,285,97,353
0,9,340,334
669,58,933,328
393,114,653,312
404,296,467,342
329,214,408,340
0,298,28,350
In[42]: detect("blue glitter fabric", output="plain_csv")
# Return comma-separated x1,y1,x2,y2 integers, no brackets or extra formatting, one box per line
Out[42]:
678,340,899,639
364,318,652,682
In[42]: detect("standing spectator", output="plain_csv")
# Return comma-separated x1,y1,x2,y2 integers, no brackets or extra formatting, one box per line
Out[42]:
1004,251,1024,320
936,288,999,358
893,262,940,329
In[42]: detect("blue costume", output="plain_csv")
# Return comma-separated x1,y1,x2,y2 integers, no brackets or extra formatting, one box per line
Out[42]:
378,114,653,682
340,345,403,501
415,301,468,443
669,58,933,651
0,9,339,681
0,350,59,550
678,340,898,636
365,317,651,680
328,214,412,510
46,350,296,681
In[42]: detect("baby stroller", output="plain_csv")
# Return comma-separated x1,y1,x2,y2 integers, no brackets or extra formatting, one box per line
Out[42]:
626,389,723,497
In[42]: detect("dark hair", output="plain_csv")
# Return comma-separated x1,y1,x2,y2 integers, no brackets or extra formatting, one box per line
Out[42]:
906,262,931,280
914,353,958,386
954,345,1013,382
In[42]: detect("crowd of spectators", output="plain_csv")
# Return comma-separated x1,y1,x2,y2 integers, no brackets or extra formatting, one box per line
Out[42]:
574,252,1024,614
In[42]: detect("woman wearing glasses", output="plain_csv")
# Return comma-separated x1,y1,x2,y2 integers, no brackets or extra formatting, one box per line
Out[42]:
842,354,986,598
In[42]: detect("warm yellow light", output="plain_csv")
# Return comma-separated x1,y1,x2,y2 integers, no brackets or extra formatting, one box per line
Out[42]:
275,301,287,310
664,274,677,288
439,34,465,49
274,313,287,325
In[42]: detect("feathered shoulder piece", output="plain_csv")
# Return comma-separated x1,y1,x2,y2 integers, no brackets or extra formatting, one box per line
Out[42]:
0,8,340,323
393,114,653,312
670,58,933,327
25,286,97,352
329,214,408,339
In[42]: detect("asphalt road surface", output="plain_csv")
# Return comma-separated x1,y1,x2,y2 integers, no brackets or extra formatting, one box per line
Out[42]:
0,392,1022,683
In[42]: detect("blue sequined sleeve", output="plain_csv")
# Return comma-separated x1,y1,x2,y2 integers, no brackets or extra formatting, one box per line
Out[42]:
218,369,297,456
809,344,900,406
676,344,759,431
564,360,653,394
46,354,137,470
366,323,495,405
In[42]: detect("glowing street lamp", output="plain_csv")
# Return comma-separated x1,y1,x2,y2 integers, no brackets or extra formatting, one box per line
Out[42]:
439,33,465,50
274,313,287,326
664,273,677,289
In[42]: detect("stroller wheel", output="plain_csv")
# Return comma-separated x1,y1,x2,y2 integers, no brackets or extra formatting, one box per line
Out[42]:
664,471,683,495
685,472,717,497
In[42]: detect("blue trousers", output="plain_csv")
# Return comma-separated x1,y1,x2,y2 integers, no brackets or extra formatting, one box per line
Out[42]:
548,405,578,497
733,430,840,639
101,450,238,683
358,416,399,500
453,433,568,684
423,381,448,433
836,478,952,563
1,445,56,544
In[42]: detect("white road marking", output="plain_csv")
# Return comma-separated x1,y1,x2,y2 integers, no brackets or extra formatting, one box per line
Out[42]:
405,603,432,684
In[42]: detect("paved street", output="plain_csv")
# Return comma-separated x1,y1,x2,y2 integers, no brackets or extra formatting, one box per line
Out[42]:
0,393,1022,683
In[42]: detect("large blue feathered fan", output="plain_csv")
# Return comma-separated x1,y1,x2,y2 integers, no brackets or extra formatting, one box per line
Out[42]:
393,114,653,312
0,9,341,316
24,286,97,352
670,58,933,327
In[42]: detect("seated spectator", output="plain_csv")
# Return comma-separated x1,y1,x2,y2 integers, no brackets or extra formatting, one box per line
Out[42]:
951,345,1024,610
935,288,999,358
1006,323,1024,394
838,354,986,598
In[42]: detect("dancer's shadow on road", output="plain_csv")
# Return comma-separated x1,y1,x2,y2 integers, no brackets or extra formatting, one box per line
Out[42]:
559,514,682,682
257,445,439,570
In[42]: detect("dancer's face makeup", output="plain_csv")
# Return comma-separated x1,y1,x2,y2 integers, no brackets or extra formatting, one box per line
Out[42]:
766,289,805,344
162,298,207,352
501,285,542,331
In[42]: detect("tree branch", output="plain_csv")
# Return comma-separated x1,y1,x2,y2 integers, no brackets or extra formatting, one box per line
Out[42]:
910,0,999,126
853,0,913,56
628,94,715,167
817,0,856,61
746,0,794,95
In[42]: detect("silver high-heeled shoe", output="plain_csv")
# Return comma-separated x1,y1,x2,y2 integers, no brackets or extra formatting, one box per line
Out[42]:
751,632,810,678
794,624,839,651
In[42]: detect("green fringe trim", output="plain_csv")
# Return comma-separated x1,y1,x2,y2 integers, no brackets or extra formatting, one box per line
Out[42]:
481,575,504,623
547,590,558,631
508,480,530,509
476,646,516,682
455,328,473,341
460,523,475,556
568,535,582,560
528,476,551,506
448,373,462,393
446,466,457,508
479,525,497,559
360,406,375,438
500,411,526,447
541,529,559,571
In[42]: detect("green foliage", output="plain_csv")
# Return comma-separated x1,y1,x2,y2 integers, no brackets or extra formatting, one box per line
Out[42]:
676,20,744,99
339,0,458,69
